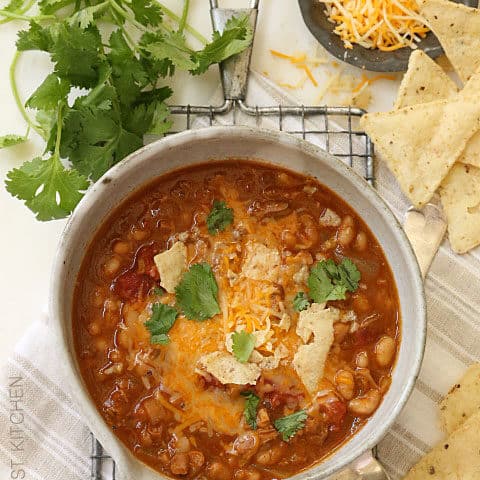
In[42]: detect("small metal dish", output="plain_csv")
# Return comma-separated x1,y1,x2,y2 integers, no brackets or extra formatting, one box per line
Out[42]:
298,0,477,72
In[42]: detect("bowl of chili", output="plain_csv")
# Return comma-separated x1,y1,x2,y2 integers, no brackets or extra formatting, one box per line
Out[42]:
50,126,426,479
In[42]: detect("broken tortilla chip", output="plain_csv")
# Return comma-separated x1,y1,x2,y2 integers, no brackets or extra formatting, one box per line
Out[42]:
404,410,480,479
360,98,480,208
439,363,480,434
154,241,187,293
394,50,458,110
421,0,480,83
293,304,337,394
440,164,480,253
198,352,261,385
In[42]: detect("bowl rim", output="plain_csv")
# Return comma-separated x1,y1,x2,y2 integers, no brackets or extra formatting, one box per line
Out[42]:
49,125,426,479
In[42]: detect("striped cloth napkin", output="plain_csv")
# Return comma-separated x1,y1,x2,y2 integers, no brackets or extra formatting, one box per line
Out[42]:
1,70,479,480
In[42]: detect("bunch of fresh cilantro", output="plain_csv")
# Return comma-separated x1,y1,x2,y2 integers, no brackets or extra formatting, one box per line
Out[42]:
0,0,252,220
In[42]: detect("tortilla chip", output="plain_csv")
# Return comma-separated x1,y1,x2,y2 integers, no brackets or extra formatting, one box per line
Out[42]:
360,98,480,208
154,241,187,293
295,302,331,343
198,352,261,385
440,164,480,253
421,0,480,83
394,50,458,110
404,411,480,479
454,71,480,168
293,303,337,393
439,364,480,434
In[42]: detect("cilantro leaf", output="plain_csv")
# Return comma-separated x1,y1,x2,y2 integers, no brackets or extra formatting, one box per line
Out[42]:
175,263,221,321
68,3,109,29
337,258,361,291
232,331,255,363
274,410,308,441
51,24,105,88
60,83,142,181
16,21,53,51
38,0,73,14
4,0,25,12
153,286,164,296
144,303,178,344
241,391,260,429
293,292,310,312
308,258,361,303
108,30,149,106
0,135,26,149
206,200,234,235
192,14,253,75
35,110,56,140
26,74,70,111
130,0,163,26
148,102,172,134
5,155,88,220
142,31,197,71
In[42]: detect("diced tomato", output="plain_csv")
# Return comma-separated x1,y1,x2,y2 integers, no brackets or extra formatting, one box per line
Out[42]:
320,400,347,432
353,327,377,346
113,271,154,301
134,243,160,280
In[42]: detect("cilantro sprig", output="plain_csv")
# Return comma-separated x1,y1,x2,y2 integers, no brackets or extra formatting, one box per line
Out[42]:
175,263,221,321
292,292,310,312
144,302,178,344
206,200,234,235
1,1,252,220
274,410,308,441
241,391,260,430
232,331,255,363
307,258,361,303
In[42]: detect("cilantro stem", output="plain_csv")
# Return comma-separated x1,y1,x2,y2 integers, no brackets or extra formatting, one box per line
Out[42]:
0,0,36,24
113,12,138,51
53,103,64,158
157,2,207,44
9,52,42,136
109,0,147,31
178,0,189,34
0,9,55,20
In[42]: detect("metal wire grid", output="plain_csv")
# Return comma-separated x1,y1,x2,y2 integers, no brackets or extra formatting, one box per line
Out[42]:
89,102,374,479
167,102,375,186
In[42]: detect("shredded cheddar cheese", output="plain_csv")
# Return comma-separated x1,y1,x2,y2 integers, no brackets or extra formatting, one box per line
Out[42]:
270,49,327,87
352,73,396,93
320,0,430,51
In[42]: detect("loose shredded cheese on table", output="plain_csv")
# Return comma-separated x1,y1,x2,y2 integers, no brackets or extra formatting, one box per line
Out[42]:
320,0,430,50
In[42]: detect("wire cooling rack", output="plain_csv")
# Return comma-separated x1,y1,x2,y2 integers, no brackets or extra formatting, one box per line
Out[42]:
89,1,375,478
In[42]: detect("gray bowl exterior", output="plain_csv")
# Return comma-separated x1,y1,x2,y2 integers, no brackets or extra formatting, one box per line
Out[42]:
50,126,426,479
298,0,478,72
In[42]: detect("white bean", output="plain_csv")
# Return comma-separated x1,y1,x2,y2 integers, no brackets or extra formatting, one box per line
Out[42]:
348,389,380,416
374,335,396,367
337,215,355,247
356,351,369,368
113,241,130,255
335,369,355,400
354,231,368,252
103,256,120,276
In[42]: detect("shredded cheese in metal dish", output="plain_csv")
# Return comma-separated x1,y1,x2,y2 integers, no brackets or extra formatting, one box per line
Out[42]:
320,0,430,51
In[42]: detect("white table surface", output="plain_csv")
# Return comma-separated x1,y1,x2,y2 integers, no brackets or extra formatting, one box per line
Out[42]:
0,0,402,367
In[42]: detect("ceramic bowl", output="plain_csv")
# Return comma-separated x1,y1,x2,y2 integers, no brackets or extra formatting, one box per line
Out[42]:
50,126,426,479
